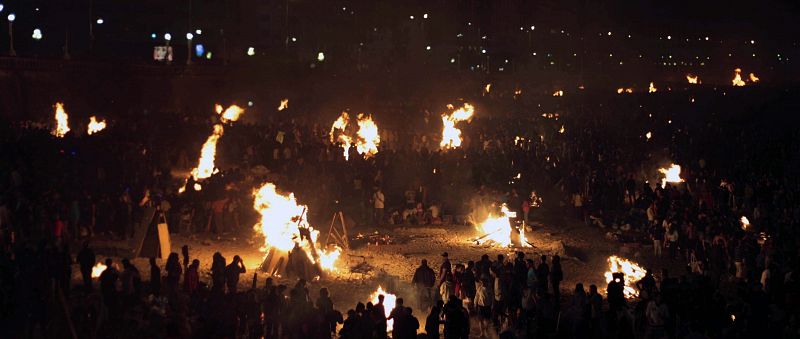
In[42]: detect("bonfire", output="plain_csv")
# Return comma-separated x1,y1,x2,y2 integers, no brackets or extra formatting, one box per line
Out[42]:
604,256,646,298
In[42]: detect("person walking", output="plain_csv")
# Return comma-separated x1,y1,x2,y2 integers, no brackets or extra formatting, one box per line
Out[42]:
372,187,385,225
412,259,436,308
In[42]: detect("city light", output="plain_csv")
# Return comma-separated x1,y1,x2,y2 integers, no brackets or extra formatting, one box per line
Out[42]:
247,47,255,56
0,4,4,13
426,45,431,50
150,33,157,39
195,29,202,35
32,28,42,40
317,52,325,62
96,18,104,25
423,13,428,19
409,15,414,20
195,44,205,57
186,33,193,40
7,13,14,22
164,33,172,41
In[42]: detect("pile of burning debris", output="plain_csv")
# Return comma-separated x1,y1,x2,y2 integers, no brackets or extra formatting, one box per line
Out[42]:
351,231,410,248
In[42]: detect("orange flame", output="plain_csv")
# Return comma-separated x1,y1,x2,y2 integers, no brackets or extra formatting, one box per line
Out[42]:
648,82,657,93
658,163,684,188
278,99,289,111
732,68,746,86
369,286,397,332
252,182,340,271
87,116,107,135
604,256,647,299
216,104,245,123
740,216,750,230
440,103,475,149
355,114,380,158
552,90,564,97
616,87,633,94
686,74,700,84
52,102,70,137
749,73,759,83
190,124,224,180
91,262,107,278
476,204,515,246
329,112,353,160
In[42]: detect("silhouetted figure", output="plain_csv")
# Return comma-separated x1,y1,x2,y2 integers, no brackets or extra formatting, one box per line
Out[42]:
149,257,161,296
225,255,246,294
551,255,563,304
77,241,95,291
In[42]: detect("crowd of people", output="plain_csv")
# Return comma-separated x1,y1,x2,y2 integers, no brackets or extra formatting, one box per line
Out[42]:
1,73,800,338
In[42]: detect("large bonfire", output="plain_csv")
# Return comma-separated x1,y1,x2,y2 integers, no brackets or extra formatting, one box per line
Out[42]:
440,103,475,149
252,182,340,277
473,204,530,247
658,163,684,188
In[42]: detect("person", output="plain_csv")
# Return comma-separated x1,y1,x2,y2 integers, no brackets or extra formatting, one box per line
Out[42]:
439,273,455,303
373,294,388,338
316,287,337,336
165,252,182,295
550,255,563,303
645,294,668,339
99,258,119,316
536,255,550,296
77,240,96,291
443,298,469,339
211,252,227,294
588,284,604,333
475,279,492,338
225,255,247,294
149,257,161,296
412,259,436,308
425,304,442,339
184,259,200,294
120,258,141,300
651,223,664,258
403,307,420,339
372,187,385,225
439,252,451,286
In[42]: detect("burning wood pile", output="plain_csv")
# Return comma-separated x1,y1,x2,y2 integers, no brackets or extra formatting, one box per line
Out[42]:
604,256,646,299
472,204,531,248
52,102,71,138
91,262,108,278
179,104,245,193
252,182,341,279
658,163,684,188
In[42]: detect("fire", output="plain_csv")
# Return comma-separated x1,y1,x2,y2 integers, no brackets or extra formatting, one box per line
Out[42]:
87,116,107,135
252,182,340,271
604,256,647,299
740,216,750,230
216,104,245,123
476,204,515,247
558,125,565,134
732,68,746,86
52,102,71,137
616,88,633,94
520,224,531,247
369,286,397,332
278,98,289,111
91,262,107,278
645,131,652,140
648,82,657,93
552,90,564,97
686,74,700,84
658,163,684,188
355,114,380,158
330,112,353,160
484,83,491,94
749,73,759,83
440,103,475,149
191,124,224,180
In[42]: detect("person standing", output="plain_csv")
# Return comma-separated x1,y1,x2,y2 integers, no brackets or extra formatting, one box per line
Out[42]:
651,223,664,258
77,241,96,291
372,187,385,225
551,255,563,304
474,279,492,338
184,259,200,295
412,259,436,309
149,257,161,296
225,255,247,294
536,255,550,296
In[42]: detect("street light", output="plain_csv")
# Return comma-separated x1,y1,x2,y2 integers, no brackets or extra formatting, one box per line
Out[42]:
185,32,193,65
7,13,15,56
0,4,4,13
32,28,42,40
96,18,104,25
164,33,172,46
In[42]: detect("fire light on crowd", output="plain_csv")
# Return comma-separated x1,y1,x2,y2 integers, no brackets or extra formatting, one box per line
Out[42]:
87,116,107,135
52,102,70,138
440,103,475,149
